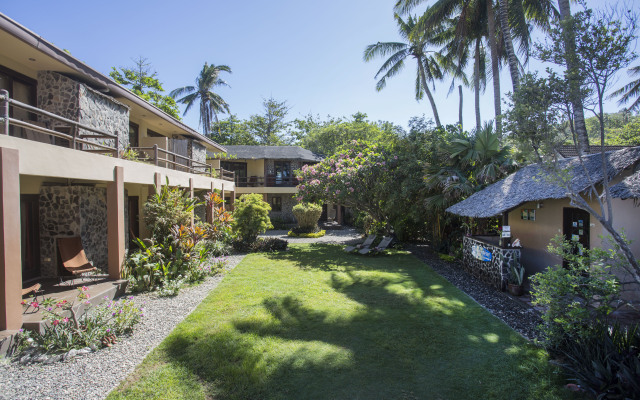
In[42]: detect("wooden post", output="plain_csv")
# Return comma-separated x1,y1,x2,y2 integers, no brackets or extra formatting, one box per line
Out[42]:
107,166,125,280
189,178,195,227
0,148,22,330
153,144,159,166
150,172,162,196
500,211,511,247
1,89,9,136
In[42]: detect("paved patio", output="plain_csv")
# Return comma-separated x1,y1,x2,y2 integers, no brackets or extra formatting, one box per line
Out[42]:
260,227,362,244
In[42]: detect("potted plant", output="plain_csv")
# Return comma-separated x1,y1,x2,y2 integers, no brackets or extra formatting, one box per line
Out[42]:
508,260,525,296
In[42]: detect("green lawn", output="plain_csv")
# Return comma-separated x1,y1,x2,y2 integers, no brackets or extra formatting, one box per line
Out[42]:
108,244,575,400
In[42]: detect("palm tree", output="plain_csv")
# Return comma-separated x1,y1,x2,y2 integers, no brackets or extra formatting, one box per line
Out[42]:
612,65,640,112
170,63,231,136
364,13,444,127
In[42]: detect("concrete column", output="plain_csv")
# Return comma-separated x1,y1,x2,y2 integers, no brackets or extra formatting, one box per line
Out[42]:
0,148,22,330
107,166,125,280
263,194,268,202
336,204,343,225
151,172,162,196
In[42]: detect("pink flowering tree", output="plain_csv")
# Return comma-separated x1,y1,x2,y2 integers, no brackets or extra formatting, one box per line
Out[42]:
296,140,399,229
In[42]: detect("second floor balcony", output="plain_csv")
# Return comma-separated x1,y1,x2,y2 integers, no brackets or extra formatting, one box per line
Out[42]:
235,175,299,188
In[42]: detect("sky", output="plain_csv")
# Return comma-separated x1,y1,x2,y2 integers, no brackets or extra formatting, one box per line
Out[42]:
2,0,638,133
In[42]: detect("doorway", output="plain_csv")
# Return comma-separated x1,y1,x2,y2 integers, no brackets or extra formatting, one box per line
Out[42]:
20,194,41,281
562,207,590,267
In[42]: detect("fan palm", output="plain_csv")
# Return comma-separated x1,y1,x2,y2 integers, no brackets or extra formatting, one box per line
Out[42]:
170,63,231,136
364,13,444,127
612,65,640,112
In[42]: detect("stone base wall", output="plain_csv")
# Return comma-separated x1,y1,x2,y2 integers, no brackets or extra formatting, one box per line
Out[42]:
462,236,520,290
38,186,129,277
267,193,297,223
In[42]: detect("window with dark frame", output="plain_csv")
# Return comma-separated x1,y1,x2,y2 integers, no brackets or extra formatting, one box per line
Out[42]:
271,196,282,212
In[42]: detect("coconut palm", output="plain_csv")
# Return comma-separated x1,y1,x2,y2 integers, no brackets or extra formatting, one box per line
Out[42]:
364,13,444,127
170,63,231,136
612,65,640,112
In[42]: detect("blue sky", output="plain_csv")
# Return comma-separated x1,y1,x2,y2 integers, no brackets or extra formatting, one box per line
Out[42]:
2,0,638,133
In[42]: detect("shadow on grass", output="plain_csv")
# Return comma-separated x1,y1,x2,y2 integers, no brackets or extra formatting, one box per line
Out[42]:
156,245,570,400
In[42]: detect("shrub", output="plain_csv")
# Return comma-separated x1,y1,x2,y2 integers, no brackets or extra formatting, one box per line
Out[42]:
292,202,322,231
144,179,200,242
287,229,326,238
558,321,640,399
270,216,289,230
232,237,288,253
232,194,272,242
531,235,621,348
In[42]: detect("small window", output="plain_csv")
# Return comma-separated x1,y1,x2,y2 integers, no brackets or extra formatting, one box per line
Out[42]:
271,196,282,212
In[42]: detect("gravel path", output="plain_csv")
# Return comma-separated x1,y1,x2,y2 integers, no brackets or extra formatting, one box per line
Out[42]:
0,255,246,400
408,244,543,341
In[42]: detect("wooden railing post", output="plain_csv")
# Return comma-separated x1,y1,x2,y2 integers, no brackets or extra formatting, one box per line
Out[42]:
115,131,120,158
70,124,77,150
0,89,9,136
153,144,159,166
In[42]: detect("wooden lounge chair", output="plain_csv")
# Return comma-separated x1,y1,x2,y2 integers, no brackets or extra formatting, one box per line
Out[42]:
358,236,393,255
57,237,97,283
344,234,376,253
22,283,41,299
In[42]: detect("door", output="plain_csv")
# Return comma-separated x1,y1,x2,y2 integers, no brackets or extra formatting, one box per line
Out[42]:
20,195,41,280
562,208,590,267
128,196,140,249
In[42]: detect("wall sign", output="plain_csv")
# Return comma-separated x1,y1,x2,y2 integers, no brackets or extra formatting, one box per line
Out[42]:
472,244,492,262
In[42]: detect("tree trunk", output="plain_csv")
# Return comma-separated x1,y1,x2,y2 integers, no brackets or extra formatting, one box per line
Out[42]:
486,0,502,138
417,57,442,127
458,85,463,131
498,0,520,91
558,0,589,154
474,39,482,132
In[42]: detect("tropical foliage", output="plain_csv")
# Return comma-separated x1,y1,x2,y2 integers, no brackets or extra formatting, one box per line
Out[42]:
171,63,232,136
231,194,272,243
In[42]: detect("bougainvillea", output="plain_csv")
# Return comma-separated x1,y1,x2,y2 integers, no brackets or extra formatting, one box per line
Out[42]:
296,140,398,227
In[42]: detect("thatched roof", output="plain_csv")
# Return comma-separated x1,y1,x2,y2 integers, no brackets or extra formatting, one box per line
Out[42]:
446,147,640,218
208,146,322,162
610,171,640,199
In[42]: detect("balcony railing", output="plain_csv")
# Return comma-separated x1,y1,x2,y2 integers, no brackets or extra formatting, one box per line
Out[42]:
235,175,299,188
0,89,235,182
1,89,118,156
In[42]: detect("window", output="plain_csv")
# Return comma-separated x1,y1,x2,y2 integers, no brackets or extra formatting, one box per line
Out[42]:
129,122,139,147
271,196,282,212
0,65,37,138
274,161,292,185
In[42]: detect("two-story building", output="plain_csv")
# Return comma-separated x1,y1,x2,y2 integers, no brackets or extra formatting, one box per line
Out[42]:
0,13,235,336
207,145,326,223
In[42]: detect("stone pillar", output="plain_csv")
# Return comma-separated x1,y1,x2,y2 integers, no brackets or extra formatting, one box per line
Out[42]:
0,148,22,330
336,204,343,225
107,166,125,280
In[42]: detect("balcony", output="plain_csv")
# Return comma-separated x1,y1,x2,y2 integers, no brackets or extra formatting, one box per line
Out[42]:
235,175,299,188
0,90,234,181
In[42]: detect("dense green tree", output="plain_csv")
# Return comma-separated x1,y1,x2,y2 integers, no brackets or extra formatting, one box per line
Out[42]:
171,63,231,136
210,114,258,145
110,57,181,120
246,97,292,145
364,13,444,127
232,194,272,243
300,113,400,156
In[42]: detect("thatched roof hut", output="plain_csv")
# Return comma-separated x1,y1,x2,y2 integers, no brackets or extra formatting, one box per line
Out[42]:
610,171,640,200
446,147,640,218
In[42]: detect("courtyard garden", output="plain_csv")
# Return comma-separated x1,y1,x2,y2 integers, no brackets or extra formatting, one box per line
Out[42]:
107,244,575,400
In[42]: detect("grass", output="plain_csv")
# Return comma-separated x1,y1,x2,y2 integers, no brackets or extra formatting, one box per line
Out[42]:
107,244,577,400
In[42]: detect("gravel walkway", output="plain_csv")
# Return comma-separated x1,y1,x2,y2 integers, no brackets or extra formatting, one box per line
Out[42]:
408,244,543,341
0,255,246,400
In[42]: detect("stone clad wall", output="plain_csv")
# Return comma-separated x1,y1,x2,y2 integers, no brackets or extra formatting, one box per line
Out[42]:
38,186,129,277
78,84,129,151
267,193,297,223
37,71,130,151
462,236,520,290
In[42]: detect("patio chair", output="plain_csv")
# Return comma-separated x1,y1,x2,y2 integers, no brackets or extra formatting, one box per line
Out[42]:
344,234,376,253
22,283,41,300
358,236,393,255
57,237,97,284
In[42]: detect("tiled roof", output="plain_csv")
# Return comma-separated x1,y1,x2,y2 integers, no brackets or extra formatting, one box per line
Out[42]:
210,146,323,162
